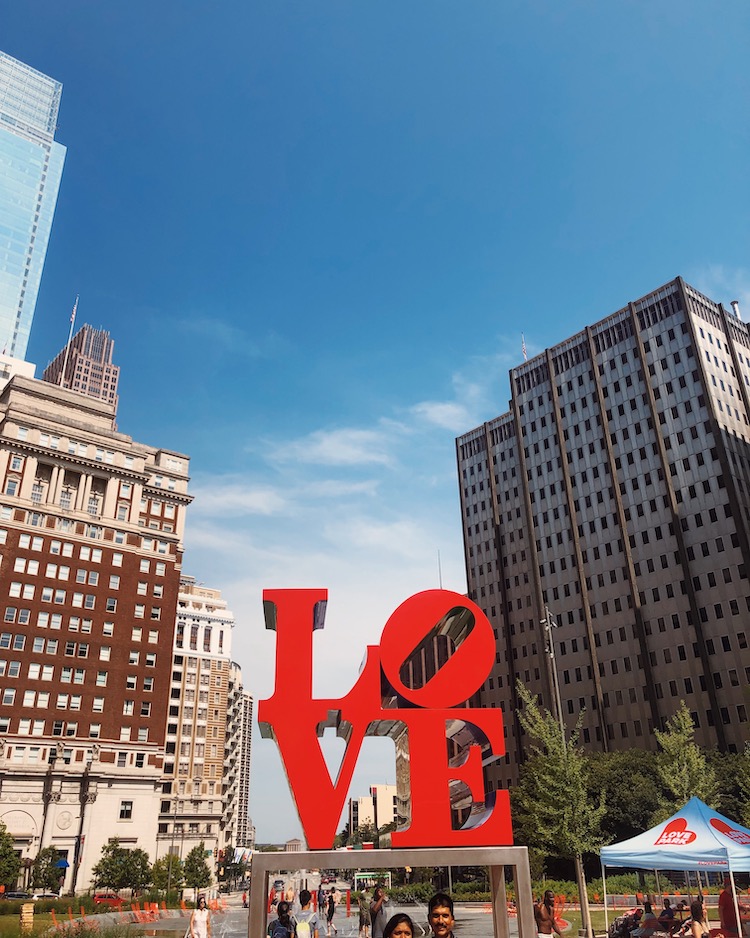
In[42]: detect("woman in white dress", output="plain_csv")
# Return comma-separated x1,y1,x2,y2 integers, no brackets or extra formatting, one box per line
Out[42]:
191,895,211,938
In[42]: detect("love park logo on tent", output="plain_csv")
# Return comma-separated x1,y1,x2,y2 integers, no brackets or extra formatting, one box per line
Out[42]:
655,818,697,846
710,818,750,845
258,588,512,849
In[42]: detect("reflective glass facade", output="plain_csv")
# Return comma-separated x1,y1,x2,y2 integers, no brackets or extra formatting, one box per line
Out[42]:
0,51,65,359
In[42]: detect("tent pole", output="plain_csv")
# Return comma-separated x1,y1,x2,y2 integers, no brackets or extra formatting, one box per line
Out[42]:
602,864,609,934
730,870,743,938
654,871,661,906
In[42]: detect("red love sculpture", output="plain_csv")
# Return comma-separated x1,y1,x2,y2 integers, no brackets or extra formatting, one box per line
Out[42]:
258,588,512,849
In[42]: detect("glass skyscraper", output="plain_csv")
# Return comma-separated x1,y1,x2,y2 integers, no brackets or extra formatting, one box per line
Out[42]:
0,50,66,359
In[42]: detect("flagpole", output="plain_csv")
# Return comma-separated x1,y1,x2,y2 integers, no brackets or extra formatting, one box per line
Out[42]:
59,295,78,388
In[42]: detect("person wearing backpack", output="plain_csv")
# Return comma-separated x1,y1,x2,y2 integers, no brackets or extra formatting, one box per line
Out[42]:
268,900,296,938
296,890,319,938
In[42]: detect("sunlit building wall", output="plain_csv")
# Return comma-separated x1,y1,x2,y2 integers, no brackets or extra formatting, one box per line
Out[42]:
457,278,750,795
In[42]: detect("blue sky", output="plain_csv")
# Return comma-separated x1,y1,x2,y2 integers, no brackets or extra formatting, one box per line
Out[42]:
4,1,749,843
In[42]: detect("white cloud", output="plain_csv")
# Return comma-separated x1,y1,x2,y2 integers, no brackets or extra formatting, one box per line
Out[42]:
267,427,396,467
410,400,471,431
180,333,527,841
689,265,750,313
188,479,287,516
168,315,287,359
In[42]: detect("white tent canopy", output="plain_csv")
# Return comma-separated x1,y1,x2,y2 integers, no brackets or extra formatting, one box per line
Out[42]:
599,797,750,934
601,797,750,871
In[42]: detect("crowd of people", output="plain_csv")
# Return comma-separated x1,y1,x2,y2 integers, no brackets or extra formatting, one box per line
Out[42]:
607,881,750,938
265,888,457,938
193,876,750,938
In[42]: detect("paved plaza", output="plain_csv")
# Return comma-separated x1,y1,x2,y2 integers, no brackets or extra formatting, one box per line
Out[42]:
132,898,518,938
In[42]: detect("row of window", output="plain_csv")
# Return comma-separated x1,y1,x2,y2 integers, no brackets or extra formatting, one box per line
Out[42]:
17,688,152,716
0,644,157,669
2,714,151,742
4,583,163,619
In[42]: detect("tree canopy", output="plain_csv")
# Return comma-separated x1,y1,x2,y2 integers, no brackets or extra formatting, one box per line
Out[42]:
152,854,184,893
514,682,605,859
32,846,63,892
0,822,20,889
652,701,720,822
91,839,151,893
183,843,211,895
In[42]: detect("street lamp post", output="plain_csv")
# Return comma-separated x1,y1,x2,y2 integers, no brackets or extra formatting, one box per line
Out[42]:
540,605,565,738
167,794,179,896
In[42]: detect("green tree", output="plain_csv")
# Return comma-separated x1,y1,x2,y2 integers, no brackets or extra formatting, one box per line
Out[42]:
652,701,719,822
707,751,746,822
734,744,750,828
514,682,605,938
125,848,152,895
32,846,62,892
348,822,378,846
91,839,129,892
152,855,184,893
0,821,20,889
183,843,211,899
91,839,150,893
333,823,350,849
588,750,661,843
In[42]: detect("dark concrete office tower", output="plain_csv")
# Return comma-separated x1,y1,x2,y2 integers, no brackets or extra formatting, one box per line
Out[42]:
456,277,750,795
42,324,120,411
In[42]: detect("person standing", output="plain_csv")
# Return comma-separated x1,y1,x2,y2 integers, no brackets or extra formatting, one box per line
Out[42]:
534,890,562,938
428,893,455,938
384,915,416,938
190,896,211,938
296,890,319,938
359,888,372,938
268,901,296,938
719,876,750,936
370,886,388,938
326,888,338,937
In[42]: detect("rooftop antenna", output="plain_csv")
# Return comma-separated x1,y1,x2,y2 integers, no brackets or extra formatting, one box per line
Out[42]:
522,333,528,361
731,300,741,320
59,295,79,387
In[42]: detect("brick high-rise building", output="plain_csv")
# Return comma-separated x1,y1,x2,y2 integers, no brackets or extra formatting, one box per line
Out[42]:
0,374,191,891
457,277,750,796
42,324,120,411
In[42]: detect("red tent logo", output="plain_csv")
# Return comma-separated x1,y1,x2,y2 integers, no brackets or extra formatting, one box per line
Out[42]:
655,819,697,846
710,818,750,845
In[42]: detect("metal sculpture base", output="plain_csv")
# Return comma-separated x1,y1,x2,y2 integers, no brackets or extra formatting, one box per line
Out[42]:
249,846,534,938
